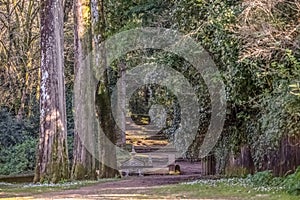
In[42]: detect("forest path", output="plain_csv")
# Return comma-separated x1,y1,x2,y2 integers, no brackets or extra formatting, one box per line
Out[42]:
32,173,203,199
125,116,169,148
2,161,203,200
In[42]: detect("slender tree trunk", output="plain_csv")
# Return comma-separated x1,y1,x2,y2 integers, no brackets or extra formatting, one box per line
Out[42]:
34,0,69,183
71,0,97,180
116,61,126,146
95,79,120,178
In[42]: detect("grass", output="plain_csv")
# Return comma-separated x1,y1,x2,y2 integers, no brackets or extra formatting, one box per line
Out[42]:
0,178,117,199
0,177,299,199
150,179,300,200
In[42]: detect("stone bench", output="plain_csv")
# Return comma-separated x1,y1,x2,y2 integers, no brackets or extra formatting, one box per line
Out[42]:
119,147,177,176
119,156,153,176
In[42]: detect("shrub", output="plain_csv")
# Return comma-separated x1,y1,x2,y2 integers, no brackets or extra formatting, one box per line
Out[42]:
282,167,300,195
0,138,36,175
249,170,274,186
0,108,38,175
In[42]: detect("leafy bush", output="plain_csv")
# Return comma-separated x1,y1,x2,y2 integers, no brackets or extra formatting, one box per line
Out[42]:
246,169,300,195
0,108,38,148
233,0,300,172
0,109,28,148
0,139,36,175
0,108,38,175
282,167,300,195
248,170,275,186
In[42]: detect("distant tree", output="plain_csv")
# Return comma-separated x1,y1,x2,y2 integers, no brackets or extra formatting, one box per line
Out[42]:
0,0,40,117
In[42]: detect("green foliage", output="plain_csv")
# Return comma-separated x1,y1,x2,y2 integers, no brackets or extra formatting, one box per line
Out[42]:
203,0,300,172
0,139,36,175
167,0,241,159
248,171,277,186
283,167,300,195
246,49,300,169
0,108,38,175
0,110,27,148
246,169,300,195
105,0,300,174
0,108,38,148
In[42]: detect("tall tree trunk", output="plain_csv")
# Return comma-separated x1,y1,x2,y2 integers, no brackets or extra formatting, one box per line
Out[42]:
71,0,97,180
72,0,120,179
34,0,69,183
94,0,120,178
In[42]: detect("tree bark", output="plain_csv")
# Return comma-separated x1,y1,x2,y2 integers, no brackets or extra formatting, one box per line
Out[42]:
72,0,120,179
116,60,126,146
95,80,120,178
94,0,120,178
34,0,69,183
71,0,97,180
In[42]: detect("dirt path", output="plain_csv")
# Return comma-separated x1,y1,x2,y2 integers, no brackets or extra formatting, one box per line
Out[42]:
31,174,202,199
1,161,201,199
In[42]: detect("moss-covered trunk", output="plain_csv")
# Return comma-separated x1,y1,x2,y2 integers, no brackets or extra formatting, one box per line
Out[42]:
71,0,97,180
34,0,69,183
91,0,120,178
95,79,120,178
